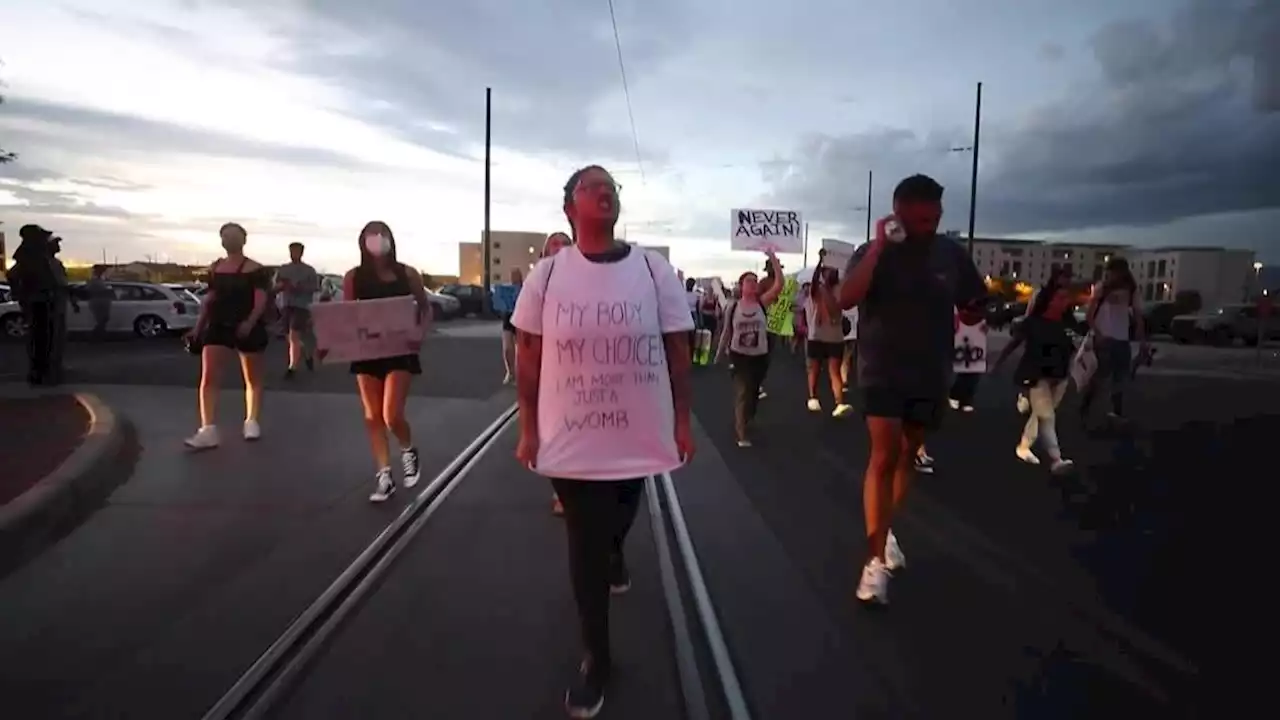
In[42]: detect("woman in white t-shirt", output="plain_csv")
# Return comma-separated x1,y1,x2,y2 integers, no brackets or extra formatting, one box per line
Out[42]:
510,164,695,719
714,251,783,446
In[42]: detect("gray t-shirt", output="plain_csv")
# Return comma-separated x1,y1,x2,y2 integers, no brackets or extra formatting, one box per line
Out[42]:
275,261,318,309
724,301,769,356
846,236,986,397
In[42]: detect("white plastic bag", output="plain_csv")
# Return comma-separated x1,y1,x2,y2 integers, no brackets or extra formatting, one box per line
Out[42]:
1070,335,1098,391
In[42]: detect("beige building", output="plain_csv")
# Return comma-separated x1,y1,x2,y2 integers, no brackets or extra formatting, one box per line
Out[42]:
964,235,1257,308
459,231,670,285
1121,246,1257,308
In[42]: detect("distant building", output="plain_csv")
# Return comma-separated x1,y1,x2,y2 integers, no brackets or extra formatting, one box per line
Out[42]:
961,236,1258,310
460,232,670,285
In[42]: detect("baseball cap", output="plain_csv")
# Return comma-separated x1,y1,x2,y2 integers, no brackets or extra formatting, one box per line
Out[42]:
19,224,53,241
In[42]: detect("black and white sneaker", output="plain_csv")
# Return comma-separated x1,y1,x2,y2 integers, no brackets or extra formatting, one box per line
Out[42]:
564,659,607,719
609,554,631,595
914,452,935,474
401,447,422,488
369,468,395,503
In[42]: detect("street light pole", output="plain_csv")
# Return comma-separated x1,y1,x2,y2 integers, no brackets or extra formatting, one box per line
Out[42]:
967,82,982,257
483,87,493,315
865,169,873,243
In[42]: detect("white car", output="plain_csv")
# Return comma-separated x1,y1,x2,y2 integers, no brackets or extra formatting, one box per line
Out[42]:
0,281,200,339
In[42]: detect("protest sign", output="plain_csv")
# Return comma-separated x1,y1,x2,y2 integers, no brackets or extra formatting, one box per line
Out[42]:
730,208,804,254
765,276,798,336
952,320,988,373
312,295,424,364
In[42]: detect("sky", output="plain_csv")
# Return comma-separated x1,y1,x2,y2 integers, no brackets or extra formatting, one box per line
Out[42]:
0,0,1277,279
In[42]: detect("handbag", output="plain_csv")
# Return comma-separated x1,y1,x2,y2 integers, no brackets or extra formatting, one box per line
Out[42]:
1069,333,1098,391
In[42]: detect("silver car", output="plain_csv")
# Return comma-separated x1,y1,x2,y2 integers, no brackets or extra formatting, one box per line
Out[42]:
0,281,200,339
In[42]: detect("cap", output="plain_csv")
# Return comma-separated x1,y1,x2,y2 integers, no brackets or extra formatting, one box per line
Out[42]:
19,224,53,241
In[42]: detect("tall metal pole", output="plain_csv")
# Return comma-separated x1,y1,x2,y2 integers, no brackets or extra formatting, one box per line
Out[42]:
967,82,982,256
482,87,493,314
802,222,809,264
865,169,873,243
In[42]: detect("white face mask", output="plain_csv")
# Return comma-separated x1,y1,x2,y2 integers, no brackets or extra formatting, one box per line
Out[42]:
364,234,391,256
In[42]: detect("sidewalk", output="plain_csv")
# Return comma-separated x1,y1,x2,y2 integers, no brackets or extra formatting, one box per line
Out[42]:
0,395,89,506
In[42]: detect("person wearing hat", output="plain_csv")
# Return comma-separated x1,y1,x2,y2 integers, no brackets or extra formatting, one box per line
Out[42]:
9,225,60,384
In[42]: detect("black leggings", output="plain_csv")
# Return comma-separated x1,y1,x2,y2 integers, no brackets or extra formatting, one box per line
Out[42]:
731,352,768,437
23,301,62,381
551,477,644,676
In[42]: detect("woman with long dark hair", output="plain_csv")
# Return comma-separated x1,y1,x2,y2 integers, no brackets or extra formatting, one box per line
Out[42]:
1081,257,1147,423
184,223,270,449
341,221,432,502
805,261,853,417
993,266,1077,472
713,253,783,446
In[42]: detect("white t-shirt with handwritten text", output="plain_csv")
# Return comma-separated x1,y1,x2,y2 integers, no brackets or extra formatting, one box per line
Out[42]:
511,246,695,480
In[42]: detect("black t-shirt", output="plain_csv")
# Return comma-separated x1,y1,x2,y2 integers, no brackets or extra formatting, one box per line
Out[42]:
846,236,986,396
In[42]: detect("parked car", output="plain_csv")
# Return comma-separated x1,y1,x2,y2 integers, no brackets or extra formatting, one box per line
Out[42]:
1170,303,1280,346
0,281,200,339
437,283,487,316
426,289,461,319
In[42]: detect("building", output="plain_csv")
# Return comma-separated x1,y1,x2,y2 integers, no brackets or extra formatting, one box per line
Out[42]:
1121,246,1258,308
459,232,670,285
964,236,1258,309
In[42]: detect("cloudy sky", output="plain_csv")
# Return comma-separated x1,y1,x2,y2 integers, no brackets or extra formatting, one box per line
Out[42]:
1,0,1277,278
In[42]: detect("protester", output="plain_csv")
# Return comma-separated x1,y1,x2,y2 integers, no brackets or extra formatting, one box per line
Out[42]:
47,236,73,378
805,263,853,417
992,266,1078,472
184,223,271,449
85,264,114,340
512,164,694,718
838,174,987,605
684,277,700,362
840,305,858,395
498,267,524,385
1081,257,1147,424
8,225,59,385
274,241,319,378
948,305,988,412
342,221,431,502
714,250,783,446
697,279,720,340
540,231,572,518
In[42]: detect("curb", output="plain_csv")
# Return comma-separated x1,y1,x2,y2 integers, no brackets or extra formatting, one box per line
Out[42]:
0,393,138,580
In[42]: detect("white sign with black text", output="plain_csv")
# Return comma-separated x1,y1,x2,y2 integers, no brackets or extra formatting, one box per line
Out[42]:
730,208,804,254
953,320,988,373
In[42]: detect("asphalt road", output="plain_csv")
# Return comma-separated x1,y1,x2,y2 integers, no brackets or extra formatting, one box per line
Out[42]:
1,329,1244,718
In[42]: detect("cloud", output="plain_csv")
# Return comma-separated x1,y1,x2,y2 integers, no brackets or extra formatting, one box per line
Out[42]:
206,0,691,168
762,0,1280,239
0,96,377,170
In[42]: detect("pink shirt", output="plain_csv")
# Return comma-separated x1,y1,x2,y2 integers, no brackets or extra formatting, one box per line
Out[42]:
511,246,695,480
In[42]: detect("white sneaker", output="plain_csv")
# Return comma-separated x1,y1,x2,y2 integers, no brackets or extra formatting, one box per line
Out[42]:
401,447,422,488
885,530,907,571
243,419,261,441
856,557,890,605
948,398,960,410
807,398,821,412
758,389,767,400
832,403,854,418
1016,394,1031,414
961,405,975,413
369,468,396,502
1050,458,1075,474
1016,445,1041,465
502,372,513,385
736,439,752,448
184,425,220,450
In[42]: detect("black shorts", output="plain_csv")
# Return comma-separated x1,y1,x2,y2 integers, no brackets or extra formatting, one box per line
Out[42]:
350,353,423,379
282,306,313,332
860,386,945,430
806,340,843,361
204,321,269,353
501,313,516,334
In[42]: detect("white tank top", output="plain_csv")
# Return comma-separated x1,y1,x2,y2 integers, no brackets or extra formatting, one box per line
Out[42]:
726,301,769,356
1094,289,1132,340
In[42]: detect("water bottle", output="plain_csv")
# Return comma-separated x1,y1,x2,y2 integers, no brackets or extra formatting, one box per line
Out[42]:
884,217,907,243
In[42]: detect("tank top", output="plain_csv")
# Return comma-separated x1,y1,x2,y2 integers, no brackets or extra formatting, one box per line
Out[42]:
1093,288,1132,341
209,257,264,326
726,301,769,356
353,263,412,301
804,296,844,344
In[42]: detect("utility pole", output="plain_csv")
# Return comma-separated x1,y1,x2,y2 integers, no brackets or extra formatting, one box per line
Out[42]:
802,222,809,264
865,169,873,243
967,82,982,256
482,87,493,315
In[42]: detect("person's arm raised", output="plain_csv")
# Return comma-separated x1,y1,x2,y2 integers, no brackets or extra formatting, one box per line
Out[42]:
838,218,891,310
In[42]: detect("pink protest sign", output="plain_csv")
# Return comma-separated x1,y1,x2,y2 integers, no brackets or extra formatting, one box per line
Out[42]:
312,296,425,364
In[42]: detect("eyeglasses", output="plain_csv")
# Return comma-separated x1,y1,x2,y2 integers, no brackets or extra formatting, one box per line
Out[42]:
576,179,622,194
